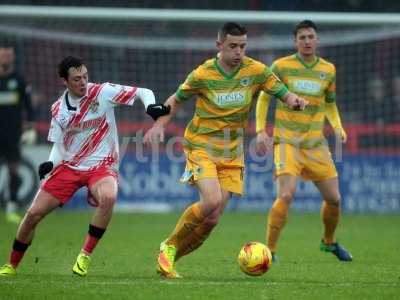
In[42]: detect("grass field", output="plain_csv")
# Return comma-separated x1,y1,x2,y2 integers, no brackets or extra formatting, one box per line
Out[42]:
0,211,399,299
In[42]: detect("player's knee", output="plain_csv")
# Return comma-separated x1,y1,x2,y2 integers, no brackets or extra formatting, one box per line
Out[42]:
202,193,223,215
325,195,341,207
279,190,294,204
203,214,219,229
25,208,44,226
98,193,117,209
207,199,223,215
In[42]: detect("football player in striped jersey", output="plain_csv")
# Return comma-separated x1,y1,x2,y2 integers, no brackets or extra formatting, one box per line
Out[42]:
255,20,352,262
144,22,307,278
0,56,169,277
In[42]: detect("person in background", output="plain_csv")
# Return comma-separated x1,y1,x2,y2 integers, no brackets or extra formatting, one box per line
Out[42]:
0,42,36,224
363,77,395,126
256,20,352,262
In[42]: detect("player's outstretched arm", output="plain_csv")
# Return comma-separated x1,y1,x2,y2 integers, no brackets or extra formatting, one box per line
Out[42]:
134,87,170,120
143,93,181,146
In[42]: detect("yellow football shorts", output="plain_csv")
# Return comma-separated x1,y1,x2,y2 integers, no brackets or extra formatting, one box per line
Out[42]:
180,148,244,195
274,143,338,181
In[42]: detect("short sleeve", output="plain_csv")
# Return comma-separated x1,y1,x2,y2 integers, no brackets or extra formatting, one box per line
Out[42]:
270,62,280,78
175,70,200,103
260,65,288,99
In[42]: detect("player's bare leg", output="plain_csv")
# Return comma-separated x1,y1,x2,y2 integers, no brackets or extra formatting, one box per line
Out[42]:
17,189,60,243
314,178,352,261
89,176,118,229
266,174,297,261
0,189,60,276
72,176,117,276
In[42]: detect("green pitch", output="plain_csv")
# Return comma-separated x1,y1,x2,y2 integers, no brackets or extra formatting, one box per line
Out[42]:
0,211,399,299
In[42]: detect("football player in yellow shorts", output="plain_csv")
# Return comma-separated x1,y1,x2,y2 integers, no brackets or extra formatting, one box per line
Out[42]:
256,20,352,262
144,22,308,278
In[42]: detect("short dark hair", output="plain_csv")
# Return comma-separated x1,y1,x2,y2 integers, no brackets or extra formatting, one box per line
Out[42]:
218,22,247,41
293,20,318,37
58,56,85,80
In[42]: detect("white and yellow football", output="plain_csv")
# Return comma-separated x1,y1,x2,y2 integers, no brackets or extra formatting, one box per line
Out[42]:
237,241,272,276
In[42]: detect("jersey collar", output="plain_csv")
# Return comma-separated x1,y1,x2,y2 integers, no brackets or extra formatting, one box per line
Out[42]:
64,89,88,112
65,92,77,111
214,58,242,79
295,53,320,69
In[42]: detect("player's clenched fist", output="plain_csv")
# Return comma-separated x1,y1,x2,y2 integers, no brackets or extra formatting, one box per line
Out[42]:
283,92,309,110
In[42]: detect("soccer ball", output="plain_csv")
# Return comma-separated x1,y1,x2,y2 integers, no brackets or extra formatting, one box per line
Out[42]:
237,241,272,276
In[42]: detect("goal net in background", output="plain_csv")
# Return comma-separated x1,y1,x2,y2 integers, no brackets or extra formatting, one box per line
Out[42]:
1,6,399,212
